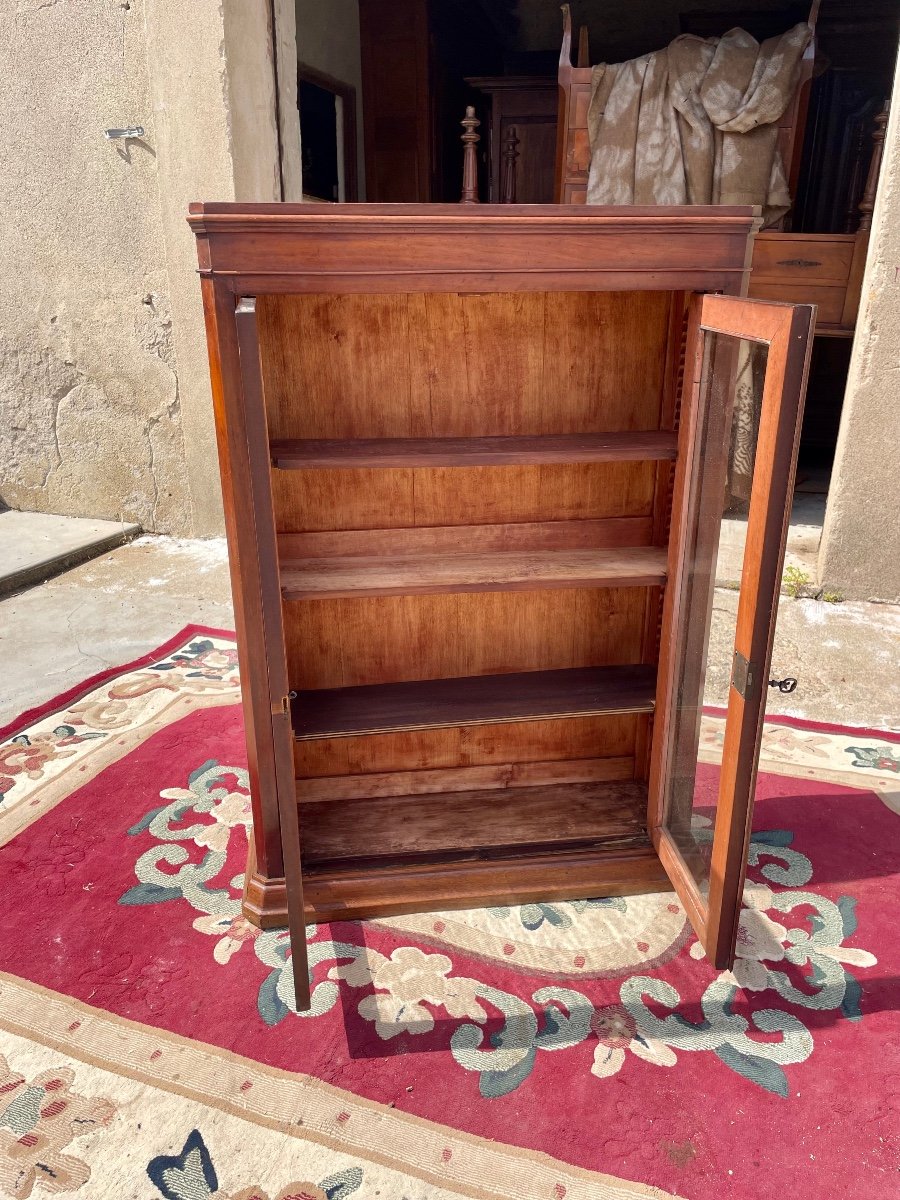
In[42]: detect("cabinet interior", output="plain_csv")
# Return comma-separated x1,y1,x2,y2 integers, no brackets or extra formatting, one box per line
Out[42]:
256,288,687,891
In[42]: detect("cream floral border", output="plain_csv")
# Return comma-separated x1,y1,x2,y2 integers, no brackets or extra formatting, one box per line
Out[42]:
0,973,682,1200
699,712,900,814
0,634,242,846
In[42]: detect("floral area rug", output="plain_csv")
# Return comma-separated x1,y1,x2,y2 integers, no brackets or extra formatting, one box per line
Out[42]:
0,626,897,1200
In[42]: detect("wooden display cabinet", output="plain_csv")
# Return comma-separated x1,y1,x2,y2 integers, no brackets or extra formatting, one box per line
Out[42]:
189,202,814,1011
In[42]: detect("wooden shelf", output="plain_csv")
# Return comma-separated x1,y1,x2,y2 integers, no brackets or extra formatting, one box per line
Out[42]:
300,840,670,924
300,779,649,867
270,431,678,469
280,545,666,600
291,663,656,740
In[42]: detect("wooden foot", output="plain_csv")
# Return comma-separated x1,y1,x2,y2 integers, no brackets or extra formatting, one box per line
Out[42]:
242,843,289,928
243,866,289,928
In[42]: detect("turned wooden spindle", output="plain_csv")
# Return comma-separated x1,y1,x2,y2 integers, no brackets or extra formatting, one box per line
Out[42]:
843,117,870,234
857,103,890,233
460,106,481,205
501,125,520,204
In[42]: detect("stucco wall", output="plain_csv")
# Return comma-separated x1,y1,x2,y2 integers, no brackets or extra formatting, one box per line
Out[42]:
144,0,298,536
818,52,900,602
0,0,191,532
295,0,365,197
0,0,296,536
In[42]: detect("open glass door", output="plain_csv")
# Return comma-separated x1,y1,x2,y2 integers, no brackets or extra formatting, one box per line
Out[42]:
234,299,311,1011
650,294,814,970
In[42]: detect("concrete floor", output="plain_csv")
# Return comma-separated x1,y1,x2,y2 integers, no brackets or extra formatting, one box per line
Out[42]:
0,509,140,598
0,536,232,724
717,491,825,586
703,586,900,728
1,533,898,730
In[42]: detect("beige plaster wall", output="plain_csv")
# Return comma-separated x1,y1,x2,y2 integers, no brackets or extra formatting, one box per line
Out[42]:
143,0,295,536
0,0,191,532
274,0,305,202
1,0,294,536
295,0,365,197
818,54,900,602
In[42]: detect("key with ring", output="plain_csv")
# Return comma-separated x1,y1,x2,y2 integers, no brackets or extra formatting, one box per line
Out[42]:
768,676,797,694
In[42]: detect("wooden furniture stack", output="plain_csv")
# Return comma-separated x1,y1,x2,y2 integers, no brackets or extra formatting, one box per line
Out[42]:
465,76,558,203
746,106,888,338
190,201,813,1009
555,2,817,212
554,2,887,339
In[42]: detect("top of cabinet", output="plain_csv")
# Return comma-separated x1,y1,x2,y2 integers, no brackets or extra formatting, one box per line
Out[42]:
188,203,761,297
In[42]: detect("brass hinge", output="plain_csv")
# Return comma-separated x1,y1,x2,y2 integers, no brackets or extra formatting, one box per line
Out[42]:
731,651,755,699
271,690,297,717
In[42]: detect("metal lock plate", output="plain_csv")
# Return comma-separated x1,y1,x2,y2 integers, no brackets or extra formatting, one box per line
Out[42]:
731,650,754,699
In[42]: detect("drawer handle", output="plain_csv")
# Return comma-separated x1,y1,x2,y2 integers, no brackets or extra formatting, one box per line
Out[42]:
776,258,822,268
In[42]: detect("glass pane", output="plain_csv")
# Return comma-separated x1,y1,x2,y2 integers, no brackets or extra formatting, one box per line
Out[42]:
662,332,768,896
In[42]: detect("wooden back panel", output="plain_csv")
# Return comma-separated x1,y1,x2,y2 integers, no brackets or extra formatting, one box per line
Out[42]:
259,291,671,439
260,290,669,537
257,288,675,780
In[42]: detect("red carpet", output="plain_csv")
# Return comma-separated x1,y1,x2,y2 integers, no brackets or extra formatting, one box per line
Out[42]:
0,626,897,1200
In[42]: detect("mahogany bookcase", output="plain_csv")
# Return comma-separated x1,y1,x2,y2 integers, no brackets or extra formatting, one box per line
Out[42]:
189,203,814,1010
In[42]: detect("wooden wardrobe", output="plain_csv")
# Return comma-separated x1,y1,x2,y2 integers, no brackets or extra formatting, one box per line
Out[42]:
190,202,814,1010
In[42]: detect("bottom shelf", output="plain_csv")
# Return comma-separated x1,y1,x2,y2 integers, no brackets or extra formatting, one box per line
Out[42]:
243,780,669,928
300,779,649,869
297,838,669,925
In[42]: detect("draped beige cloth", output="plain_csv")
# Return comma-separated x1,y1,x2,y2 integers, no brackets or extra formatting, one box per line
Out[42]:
586,23,812,227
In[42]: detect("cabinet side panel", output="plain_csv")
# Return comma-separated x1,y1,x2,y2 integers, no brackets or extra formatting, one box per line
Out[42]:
636,292,691,781
199,283,284,880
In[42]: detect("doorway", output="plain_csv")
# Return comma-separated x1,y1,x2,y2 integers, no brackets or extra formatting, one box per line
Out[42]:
298,66,358,202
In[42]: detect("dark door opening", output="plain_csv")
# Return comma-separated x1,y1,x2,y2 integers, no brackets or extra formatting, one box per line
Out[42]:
298,66,358,202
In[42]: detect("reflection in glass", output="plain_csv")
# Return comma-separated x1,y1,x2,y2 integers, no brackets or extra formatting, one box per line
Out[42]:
662,333,768,896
